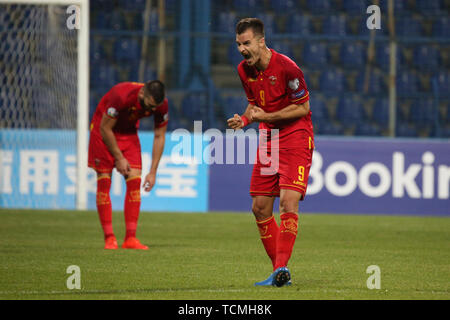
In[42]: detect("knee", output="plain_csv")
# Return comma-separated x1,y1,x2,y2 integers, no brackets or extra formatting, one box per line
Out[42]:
279,198,298,214
252,201,271,221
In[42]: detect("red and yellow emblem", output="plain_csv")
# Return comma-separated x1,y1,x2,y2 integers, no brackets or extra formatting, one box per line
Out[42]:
269,75,277,85
282,218,298,236
129,190,141,202
258,225,272,239
96,192,110,205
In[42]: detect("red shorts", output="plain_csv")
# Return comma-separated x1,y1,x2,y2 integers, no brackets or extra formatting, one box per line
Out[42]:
88,132,142,173
250,134,313,200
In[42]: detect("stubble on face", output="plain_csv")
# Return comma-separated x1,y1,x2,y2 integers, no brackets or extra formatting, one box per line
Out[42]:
236,29,263,67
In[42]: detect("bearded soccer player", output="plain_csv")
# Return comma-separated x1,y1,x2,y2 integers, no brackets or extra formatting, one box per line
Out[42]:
227,18,314,287
88,81,168,250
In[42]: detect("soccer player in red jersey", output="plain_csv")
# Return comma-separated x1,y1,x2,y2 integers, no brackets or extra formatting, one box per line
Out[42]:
227,18,314,287
88,81,168,250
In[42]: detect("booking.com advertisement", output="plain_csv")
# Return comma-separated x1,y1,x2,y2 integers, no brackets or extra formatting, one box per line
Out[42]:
0,129,449,216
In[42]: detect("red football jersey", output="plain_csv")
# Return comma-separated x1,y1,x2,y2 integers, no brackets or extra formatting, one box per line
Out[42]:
90,82,169,136
238,49,313,147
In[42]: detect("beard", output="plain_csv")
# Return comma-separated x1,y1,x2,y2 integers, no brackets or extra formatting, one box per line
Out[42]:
139,96,147,109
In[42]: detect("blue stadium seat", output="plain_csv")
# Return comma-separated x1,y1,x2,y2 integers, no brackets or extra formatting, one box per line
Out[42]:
93,11,109,29
124,12,144,30
355,123,381,136
396,71,420,96
340,43,365,69
439,126,450,138
433,71,450,96
165,102,190,131
181,93,208,121
343,0,367,14
379,0,405,12
396,17,423,37
396,123,418,137
216,12,237,33
90,38,105,63
375,44,401,71
270,0,296,14
413,46,440,72
168,117,189,131
223,96,248,119
110,11,126,31
302,42,327,67
118,62,156,83
306,0,331,14
256,13,277,35
416,0,443,15
285,14,311,36
233,0,259,12
117,0,146,11
356,71,384,94
432,17,449,38
318,122,344,135
397,101,411,123
144,11,159,31
114,38,140,61
91,64,119,89
310,97,329,120
372,98,389,126
336,96,365,125
271,42,294,60
410,99,437,126
323,15,347,36
228,43,243,67
319,69,345,92
123,11,158,31
445,103,450,124
91,0,114,11
144,66,157,82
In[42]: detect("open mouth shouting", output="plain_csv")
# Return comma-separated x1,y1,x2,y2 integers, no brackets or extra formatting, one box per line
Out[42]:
242,52,252,64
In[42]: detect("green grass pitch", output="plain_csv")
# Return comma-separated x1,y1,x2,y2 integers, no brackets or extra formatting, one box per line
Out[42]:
0,209,449,300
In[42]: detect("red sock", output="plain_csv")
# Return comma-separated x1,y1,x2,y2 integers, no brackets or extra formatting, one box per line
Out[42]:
124,176,141,240
96,176,114,239
256,215,279,271
274,212,299,270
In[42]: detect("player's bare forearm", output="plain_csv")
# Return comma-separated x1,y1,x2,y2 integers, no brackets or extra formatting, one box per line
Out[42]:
251,101,310,123
242,103,256,121
100,115,124,161
149,125,166,174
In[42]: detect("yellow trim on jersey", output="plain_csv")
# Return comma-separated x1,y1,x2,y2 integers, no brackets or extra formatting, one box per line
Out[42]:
279,184,306,192
290,92,309,104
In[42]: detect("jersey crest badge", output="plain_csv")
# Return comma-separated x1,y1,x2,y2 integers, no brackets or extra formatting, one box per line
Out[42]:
269,75,277,85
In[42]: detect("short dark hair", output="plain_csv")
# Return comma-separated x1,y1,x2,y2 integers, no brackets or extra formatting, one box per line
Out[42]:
235,18,265,38
144,80,165,104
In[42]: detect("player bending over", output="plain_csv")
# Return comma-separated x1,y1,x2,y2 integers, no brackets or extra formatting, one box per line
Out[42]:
228,18,314,287
88,81,168,250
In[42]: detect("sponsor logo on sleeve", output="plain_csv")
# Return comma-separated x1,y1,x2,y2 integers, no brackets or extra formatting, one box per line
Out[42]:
288,78,300,91
291,89,305,99
107,107,118,118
